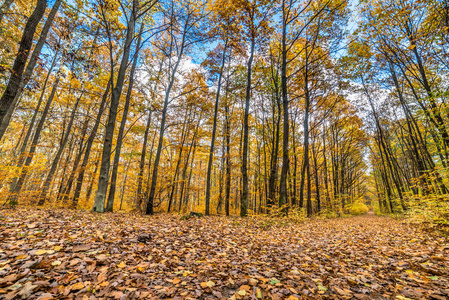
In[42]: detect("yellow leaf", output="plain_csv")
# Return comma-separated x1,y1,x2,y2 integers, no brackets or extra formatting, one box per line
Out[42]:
136,263,148,272
173,278,181,284
35,249,47,255
52,261,61,266
71,282,84,290
54,246,62,251
99,281,109,287
237,290,246,296
117,262,126,268
207,280,215,287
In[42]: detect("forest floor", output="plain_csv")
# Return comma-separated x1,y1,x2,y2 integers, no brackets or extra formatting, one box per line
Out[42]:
0,208,448,300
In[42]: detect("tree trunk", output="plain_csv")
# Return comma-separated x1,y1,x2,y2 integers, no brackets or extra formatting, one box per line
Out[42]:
299,102,310,210
241,38,255,217
60,113,90,203
146,19,188,215
136,108,152,210
179,114,201,212
37,93,82,205
167,109,191,212
72,79,111,208
8,73,60,205
312,135,321,212
105,22,143,212
279,0,289,210
93,9,136,213
224,91,231,216
9,52,58,192
0,0,62,140
205,41,227,216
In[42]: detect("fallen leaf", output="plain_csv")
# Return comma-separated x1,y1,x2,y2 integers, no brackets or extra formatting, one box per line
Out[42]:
71,282,84,291
35,250,47,255
173,278,181,284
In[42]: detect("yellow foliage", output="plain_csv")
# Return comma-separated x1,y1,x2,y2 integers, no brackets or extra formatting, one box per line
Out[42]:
348,201,369,215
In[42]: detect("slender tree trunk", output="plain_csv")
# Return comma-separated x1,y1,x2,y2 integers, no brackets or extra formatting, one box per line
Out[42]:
9,52,58,192
86,155,100,203
60,114,90,203
37,93,82,205
146,19,188,215
93,10,136,213
119,155,132,210
168,110,190,212
291,117,297,207
205,41,227,216
299,106,310,210
179,115,201,212
241,38,255,217
72,79,111,208
268,101,281,207
8,73,60,205
224,92,231,216
312,135,321,212
183,141,197,211
322,125,330,209
279,0,289,210
136,109,152,210
105,23,143,212
57,134,76,201
0,0,62,140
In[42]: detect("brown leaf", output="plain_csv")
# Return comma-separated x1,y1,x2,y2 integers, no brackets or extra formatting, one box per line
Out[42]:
73,244,91,252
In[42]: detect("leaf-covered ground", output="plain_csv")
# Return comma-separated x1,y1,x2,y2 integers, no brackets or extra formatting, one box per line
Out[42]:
0,209,448,300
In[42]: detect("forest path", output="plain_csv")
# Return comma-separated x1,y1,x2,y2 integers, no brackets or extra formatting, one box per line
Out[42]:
0,208,448,299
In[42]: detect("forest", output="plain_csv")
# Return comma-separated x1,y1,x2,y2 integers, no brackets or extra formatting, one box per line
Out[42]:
0,0,449,299
0,0,447,220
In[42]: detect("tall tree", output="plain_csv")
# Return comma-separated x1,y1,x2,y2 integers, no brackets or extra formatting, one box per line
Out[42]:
0,0,47,137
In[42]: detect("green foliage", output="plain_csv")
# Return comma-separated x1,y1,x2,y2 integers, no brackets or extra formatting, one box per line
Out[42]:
348,200,369,215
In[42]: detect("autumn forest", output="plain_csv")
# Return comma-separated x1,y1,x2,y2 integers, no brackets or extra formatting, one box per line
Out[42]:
0,0,447,220
0,0,449,298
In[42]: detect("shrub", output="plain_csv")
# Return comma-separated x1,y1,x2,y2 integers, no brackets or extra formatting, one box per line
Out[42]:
405,195,449,234
348,201,369,215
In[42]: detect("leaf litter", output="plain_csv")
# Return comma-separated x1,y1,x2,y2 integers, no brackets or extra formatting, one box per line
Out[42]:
0,208,448,299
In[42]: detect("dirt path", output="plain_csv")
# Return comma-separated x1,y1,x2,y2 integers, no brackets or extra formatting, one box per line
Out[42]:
0,209,448,299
